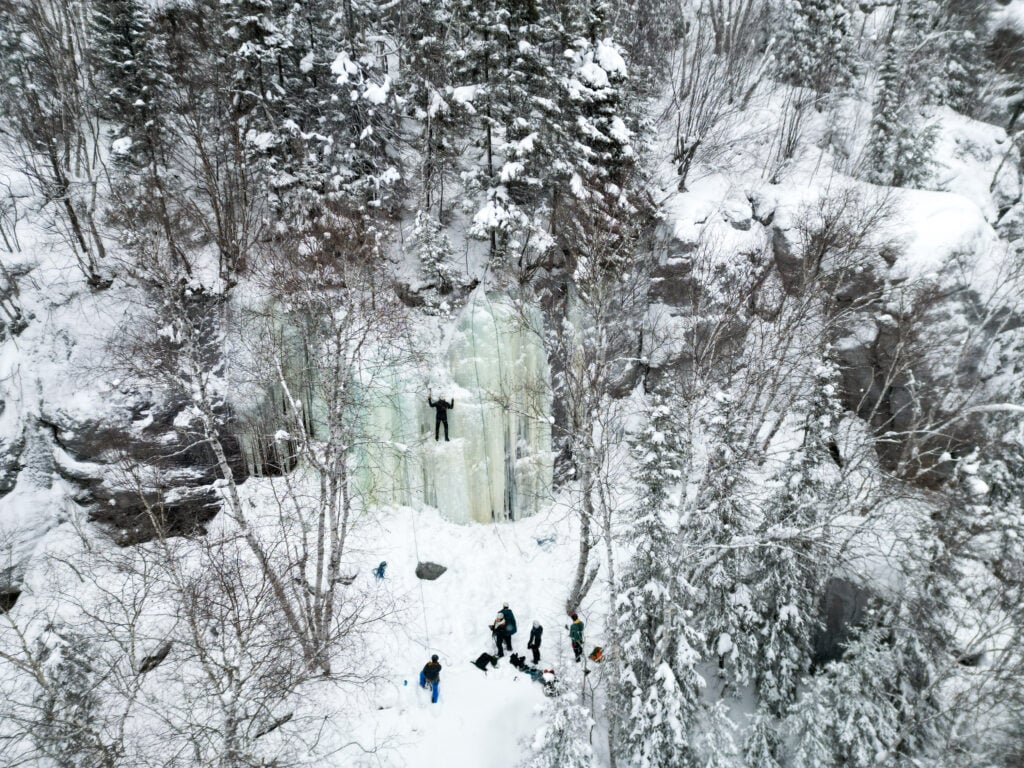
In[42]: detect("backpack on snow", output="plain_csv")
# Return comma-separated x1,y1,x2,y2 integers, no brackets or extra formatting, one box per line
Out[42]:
472,653,498,671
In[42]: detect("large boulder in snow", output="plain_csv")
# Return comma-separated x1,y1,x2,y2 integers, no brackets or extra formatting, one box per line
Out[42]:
415,562,447,580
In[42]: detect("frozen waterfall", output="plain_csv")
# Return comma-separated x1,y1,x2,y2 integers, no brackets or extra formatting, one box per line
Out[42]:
353,293,553,523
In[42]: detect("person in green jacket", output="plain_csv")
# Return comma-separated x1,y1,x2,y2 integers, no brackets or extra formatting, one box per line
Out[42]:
568,613,584,662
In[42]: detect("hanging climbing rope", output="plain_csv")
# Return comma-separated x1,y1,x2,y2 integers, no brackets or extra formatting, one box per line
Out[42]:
408,505,432,648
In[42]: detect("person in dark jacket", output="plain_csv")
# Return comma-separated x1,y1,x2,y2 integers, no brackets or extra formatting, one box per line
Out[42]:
568,613,584,662
428,391,453,441
419,654,442,703
490,612,511,656
527,620,543,664
499,603,517,637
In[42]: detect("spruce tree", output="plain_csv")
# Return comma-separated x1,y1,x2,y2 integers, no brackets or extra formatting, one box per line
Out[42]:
522,692,596,768
410,210,460,294
749,363,837,714
458,0,641,264
401,0,467,215
616,396,703,768
786,600,948,768
865,42,937,188
686,389,761,689
460,0,563,258
90,0,169,163
786,627,901,768
743,713,784,768
216,0,404,252
33,630,120,768
864,0,951,188
775,0,859,97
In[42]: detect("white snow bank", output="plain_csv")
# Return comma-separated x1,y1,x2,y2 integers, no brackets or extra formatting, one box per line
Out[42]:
0,478,69,587
929,106,1020,219
991,0,1024,34
758,176,1006,301
660,173,763,255
893,187,1005,298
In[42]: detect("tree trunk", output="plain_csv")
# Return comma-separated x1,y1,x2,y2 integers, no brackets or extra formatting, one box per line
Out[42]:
566,460,599,613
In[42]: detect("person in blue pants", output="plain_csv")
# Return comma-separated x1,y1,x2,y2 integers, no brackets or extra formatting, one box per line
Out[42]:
420,655,442,703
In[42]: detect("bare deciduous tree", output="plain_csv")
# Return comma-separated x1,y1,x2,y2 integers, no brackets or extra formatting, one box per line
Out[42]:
0,0,111,287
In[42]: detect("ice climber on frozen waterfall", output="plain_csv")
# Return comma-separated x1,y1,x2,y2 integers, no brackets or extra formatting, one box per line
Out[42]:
428,390,453,441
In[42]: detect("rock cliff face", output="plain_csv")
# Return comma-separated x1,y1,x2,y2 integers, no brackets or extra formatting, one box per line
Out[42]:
642,127,1023,482
0,278,254,596
42,397,245,543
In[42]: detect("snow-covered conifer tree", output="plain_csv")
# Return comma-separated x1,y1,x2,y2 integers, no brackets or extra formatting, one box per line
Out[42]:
863,0,950,188
684,389,761,689
522,692,596,768
748,362,839,713
32,629,120,768
90,0,168,158
551,34,637,235
864,40,938,188
605,0,683,86
786,626,900,768
410,209,460,294
775,0,860,97
232,0,402,234
615,396,703,768
401,0,466,216
458,0,562,259
743,712,784,768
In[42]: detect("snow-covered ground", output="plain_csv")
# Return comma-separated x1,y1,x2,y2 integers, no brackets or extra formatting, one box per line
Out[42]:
340,501,597,767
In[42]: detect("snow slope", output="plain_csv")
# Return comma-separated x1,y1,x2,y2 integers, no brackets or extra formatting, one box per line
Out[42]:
339,501,598,768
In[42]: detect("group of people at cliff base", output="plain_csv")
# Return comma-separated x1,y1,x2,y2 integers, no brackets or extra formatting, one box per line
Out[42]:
487,604,585,663
418,605,588,704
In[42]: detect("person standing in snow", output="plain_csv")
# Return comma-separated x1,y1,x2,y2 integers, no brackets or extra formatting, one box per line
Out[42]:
420,654,442,703
500,603,517,638
567,613,584,662
490,612,511,657
428,390,454,441
527,620,543,664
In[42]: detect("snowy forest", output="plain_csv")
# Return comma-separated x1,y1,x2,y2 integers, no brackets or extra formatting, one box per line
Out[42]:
0,0,1023,764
